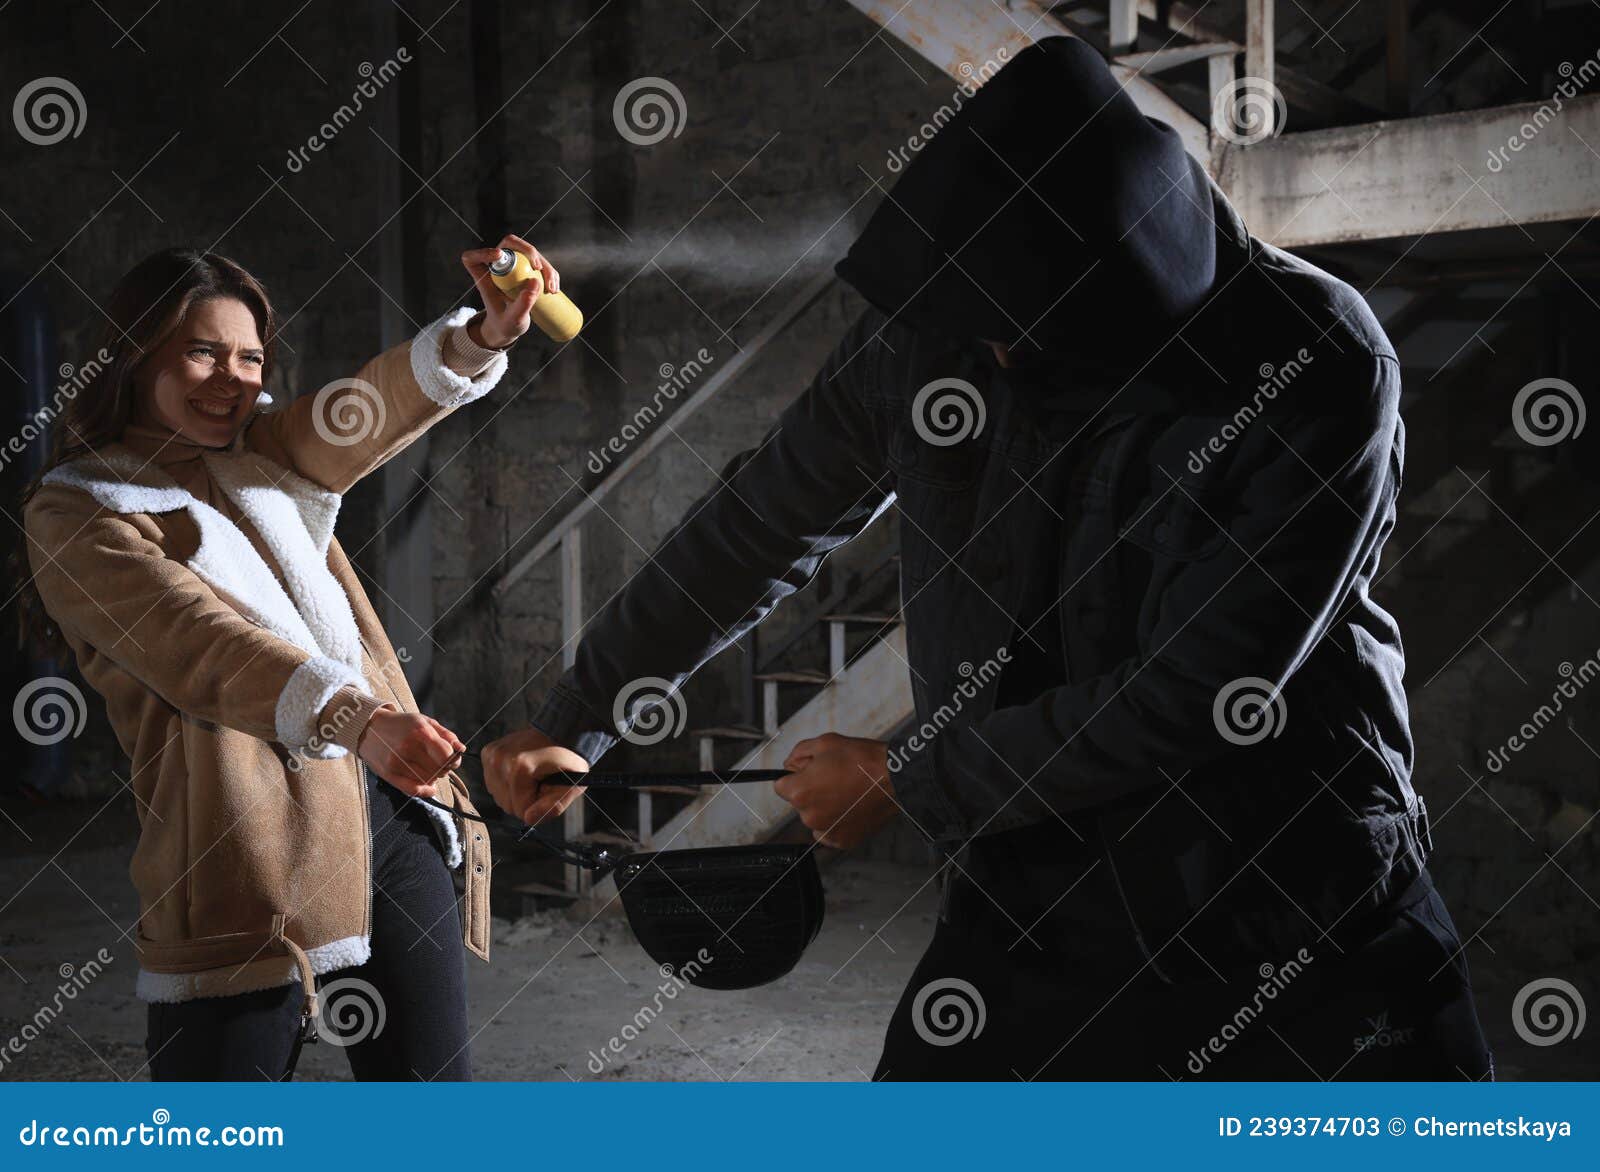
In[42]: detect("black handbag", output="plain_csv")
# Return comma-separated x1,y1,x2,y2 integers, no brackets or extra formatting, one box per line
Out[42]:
428,762,826,992
614,841,825,990
283,764,821,1077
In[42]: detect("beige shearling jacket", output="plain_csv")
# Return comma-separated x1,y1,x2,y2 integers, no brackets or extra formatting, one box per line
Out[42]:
22,307,506,1014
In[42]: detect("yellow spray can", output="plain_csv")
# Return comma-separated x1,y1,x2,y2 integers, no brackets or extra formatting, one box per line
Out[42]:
488,248,583,343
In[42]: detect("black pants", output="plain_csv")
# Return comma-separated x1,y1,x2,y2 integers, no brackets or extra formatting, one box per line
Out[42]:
874,869,1493,1081
144,775,471,1081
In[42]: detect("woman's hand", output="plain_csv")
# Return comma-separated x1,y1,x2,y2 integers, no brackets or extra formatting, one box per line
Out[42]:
357,707,464,799
460,234,560,350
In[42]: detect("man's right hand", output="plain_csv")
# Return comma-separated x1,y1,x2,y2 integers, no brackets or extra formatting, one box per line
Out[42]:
481,727,590,825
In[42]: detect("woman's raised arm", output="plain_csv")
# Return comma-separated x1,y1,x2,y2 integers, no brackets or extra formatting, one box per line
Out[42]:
247,235,554,494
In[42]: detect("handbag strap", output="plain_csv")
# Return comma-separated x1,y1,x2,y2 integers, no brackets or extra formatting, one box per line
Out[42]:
412,754,789,871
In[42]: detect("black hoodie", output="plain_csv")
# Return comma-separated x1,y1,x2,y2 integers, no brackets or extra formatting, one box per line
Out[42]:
836,37,1217,370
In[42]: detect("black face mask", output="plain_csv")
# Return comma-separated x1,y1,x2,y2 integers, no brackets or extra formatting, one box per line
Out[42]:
428,762,825,992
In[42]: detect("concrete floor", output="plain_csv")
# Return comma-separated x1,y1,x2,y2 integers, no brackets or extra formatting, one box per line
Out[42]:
456,858,935,1082
0,805,936,1081
1,799,1593,1080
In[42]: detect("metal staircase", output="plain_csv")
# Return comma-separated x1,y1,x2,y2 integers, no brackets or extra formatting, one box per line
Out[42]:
488,505,913,910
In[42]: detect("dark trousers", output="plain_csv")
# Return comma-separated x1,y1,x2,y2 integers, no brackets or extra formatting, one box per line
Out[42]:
874,869,1493,1081
144,775,471,1081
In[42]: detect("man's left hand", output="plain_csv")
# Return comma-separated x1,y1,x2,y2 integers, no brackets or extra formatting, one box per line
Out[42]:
776,733,899,849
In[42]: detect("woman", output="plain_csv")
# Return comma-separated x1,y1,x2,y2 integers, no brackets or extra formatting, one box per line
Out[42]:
17,237,558,1080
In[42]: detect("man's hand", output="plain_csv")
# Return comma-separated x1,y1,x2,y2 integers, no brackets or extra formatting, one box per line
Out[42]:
481,727,590,826
776,733,899,849
358,707,463,799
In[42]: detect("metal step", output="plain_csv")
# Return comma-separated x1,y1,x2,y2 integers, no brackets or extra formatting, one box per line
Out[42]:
754,670,831,735
824,613,902,676
690,724,766,740
1113,42,1235,74
693,724,767,771
577,626,916,919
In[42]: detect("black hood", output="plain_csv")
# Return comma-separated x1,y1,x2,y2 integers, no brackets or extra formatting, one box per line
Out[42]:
837,37,1217,367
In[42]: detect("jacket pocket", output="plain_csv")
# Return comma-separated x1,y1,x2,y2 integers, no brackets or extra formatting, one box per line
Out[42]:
1117,482,1229,561
1096,789,1316,985
887,422,983,490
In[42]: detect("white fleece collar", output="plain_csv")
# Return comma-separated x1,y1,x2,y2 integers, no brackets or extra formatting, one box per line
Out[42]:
42,444,364,676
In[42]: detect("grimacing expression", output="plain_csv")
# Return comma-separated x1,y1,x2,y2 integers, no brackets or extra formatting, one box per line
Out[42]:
133,296,265,447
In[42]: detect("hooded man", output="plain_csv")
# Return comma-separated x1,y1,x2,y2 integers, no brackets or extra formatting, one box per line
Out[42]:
484,38,1492,1080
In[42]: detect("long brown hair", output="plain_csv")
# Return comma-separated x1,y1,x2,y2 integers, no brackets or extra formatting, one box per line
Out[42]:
11,248,278,659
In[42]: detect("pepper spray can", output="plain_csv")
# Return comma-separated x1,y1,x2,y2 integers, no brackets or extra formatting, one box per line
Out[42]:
488,248,584,343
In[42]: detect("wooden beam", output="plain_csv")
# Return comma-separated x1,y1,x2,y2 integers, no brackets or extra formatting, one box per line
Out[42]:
841,0,1210,162
1114,41,1236,75
1220,94,1600,247
1244,0,1275,105
846,0,1600,247
1108,0,1139,54
559,527,588,894
1208,51,1237,142
1136,0,1384,127
559,528,583,670
1386,0,1411,115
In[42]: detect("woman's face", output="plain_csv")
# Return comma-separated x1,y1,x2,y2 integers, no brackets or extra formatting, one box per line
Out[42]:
131,296,265,447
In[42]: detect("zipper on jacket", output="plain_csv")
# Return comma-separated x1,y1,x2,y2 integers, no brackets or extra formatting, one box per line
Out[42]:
357,759,374,944
1096,816,1177,987
363,635,463,832
354,632,472,940
355,635,399,948
356,632,449,927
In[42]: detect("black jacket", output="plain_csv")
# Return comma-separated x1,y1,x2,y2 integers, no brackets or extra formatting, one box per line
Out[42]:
532,39,1429,982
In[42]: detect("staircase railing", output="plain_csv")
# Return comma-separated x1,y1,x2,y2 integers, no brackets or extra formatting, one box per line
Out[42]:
490,267,838,891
